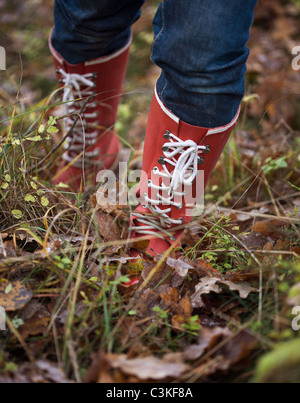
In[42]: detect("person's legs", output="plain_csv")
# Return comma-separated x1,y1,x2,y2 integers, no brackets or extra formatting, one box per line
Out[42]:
152,0,258,128
130,0,258,255
50,0,145,190
52,0,145,65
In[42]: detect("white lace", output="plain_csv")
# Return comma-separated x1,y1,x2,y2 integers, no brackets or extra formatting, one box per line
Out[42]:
58,68,100,167
131,130,210,241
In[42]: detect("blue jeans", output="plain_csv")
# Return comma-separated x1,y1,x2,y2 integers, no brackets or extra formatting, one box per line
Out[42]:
52,0,257,128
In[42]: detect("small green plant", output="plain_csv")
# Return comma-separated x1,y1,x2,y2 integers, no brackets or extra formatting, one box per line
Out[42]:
262,156,288,175
182,315,202,335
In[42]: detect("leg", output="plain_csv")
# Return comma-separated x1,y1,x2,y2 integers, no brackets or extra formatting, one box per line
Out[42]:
52,0,145,65
50,0,145,190
130,0,258,255
152,0,258,128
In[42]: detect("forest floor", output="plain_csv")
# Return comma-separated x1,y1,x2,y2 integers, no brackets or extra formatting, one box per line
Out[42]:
0,0,300,383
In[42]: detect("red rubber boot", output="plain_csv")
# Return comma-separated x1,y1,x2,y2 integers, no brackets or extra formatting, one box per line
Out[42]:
130,87,240,256
49,32,131,191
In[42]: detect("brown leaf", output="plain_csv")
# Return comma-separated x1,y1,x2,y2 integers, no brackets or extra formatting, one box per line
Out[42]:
105,354,190,381
176,295,192,317
130,238,150,252
251,220,288,239
225,270,260,283
160,287,180,307
19,301,51,338
94,209,121,243
183,327,232,361
167,257,193,277
84,353,114,384
172,314,188,330
186,328,257,379
0,240,17,258
0,280,32,311
195,260,223,279
2,360,71,383
191,277,257,309
141,259,172,290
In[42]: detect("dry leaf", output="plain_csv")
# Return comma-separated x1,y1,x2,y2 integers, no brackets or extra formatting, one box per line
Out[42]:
183,327,232,361
105,354,190,381
160,287,180,307
167,257,193,277
0,360,72,383
94,209,121,242
0,280,32,311
191,277,257,308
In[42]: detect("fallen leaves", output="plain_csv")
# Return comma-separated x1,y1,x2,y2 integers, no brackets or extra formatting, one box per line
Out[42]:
85,326,257,383
0,360,72,384
85,352,191,383
0,280,32,311
105,354,190,381
191,278,257,309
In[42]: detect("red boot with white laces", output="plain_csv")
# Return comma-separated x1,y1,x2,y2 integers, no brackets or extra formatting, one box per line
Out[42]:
49,32,131,191
130,87,240,256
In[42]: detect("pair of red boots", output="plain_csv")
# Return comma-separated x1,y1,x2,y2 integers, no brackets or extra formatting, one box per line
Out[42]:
49,35,239,256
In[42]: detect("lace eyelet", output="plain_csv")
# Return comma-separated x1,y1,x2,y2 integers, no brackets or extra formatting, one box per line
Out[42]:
148,180,152,187
162,146,170,152
198,156,205,165
178,202,183,210
153,166,159,174
203,145,211,154
164,130,172,140
158,157,166,165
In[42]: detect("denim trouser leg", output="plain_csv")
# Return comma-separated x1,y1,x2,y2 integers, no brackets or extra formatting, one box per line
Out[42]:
52,0,257,128
52,0,145,64
153,0,258,127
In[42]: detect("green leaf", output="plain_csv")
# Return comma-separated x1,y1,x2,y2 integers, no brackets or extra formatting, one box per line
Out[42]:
56,182,69,189
89,277,99,283
30,181,37,190
12,210,23,219
38,124,46,134
5,284,12,294
128,310,137,316
24,194,37,203
26,135,42,142
40,196,49,207
47,126,59,134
